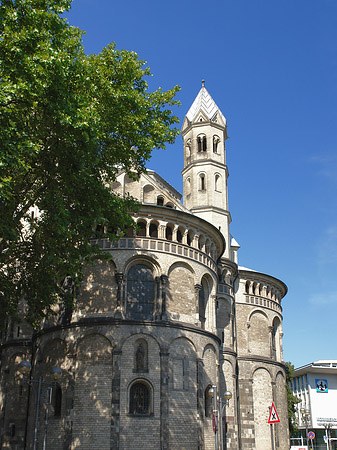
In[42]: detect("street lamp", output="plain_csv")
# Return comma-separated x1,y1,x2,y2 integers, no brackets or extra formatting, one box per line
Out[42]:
208,385,219,450
18,360,62,450
220,391,232,450
300,408,311,449
208,386,232,450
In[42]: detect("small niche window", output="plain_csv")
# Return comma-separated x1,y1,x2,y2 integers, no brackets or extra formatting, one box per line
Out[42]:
177,228,183,243
9,423,16,438
199,174,206,191
205,386,213,417
199,285,206,329
197,134,207,152
186,139,191,158
213,135,220,153
186,177,191,196
215,174,221,192
129,381,151,415
52,384,62,417
157,196,164,206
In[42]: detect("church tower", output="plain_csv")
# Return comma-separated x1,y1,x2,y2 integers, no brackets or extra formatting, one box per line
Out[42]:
181,81,232,259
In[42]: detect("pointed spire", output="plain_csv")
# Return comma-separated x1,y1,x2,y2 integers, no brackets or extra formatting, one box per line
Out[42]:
185,82,226,125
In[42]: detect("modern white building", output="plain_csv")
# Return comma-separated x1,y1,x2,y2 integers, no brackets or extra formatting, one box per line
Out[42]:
290,360,337,450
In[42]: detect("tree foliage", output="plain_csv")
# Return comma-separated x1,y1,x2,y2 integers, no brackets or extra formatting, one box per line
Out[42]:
285,361,301,436
0,0,180,327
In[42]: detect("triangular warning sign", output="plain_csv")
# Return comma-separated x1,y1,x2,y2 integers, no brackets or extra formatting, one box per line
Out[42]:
268,403,280,423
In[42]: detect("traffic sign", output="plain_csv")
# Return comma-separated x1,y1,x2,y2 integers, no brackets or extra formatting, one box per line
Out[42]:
268,403,280,424
308,431,315,440
212,413,216,432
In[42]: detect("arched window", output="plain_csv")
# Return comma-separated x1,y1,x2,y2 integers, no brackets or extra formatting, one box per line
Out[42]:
272,317,281,360
187,230,193,246
186,177,191,196
135,339,148,372
177,228,183,243
149,223,158,238
157,196,164,206
125,226,134,237
198,235,205,251
205,386,213,417
136,221,146,237
215,174,221,192
165,225,173,241
199,174,206,191
52,384,62,417
245,281,250,294
186,139,191,158
197,134,207,152
126,265,154,320
199,283,206,329
129,381,151,415
213,135,220,153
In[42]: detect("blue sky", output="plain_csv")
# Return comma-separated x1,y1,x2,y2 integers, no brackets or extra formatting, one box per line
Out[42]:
66,0,337,368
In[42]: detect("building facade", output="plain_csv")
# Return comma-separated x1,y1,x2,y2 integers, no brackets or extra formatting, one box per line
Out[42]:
0,84,289,450
290,360,337,450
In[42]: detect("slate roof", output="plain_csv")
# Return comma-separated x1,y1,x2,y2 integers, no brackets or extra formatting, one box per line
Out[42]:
186,81,227,124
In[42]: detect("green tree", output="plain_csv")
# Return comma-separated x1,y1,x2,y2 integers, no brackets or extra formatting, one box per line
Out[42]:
285,361,301,436
0,0,179,327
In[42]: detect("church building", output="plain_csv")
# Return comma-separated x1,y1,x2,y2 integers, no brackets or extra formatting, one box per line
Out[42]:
0,83,289,450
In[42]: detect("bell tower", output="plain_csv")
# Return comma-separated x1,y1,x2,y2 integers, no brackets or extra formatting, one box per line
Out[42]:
181,81,233,259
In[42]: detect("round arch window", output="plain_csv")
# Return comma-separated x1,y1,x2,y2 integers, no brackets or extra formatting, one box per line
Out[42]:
129,381,151,415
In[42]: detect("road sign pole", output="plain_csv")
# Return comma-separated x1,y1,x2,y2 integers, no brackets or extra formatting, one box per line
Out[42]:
270,423,275,450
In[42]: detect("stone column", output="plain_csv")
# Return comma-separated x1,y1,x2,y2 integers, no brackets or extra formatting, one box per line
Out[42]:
159,223,166,239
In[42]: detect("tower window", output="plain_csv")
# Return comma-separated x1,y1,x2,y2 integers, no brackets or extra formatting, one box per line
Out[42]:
215,174,221,192
197,135,207,152
213,135,220,153
199,174,206,191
